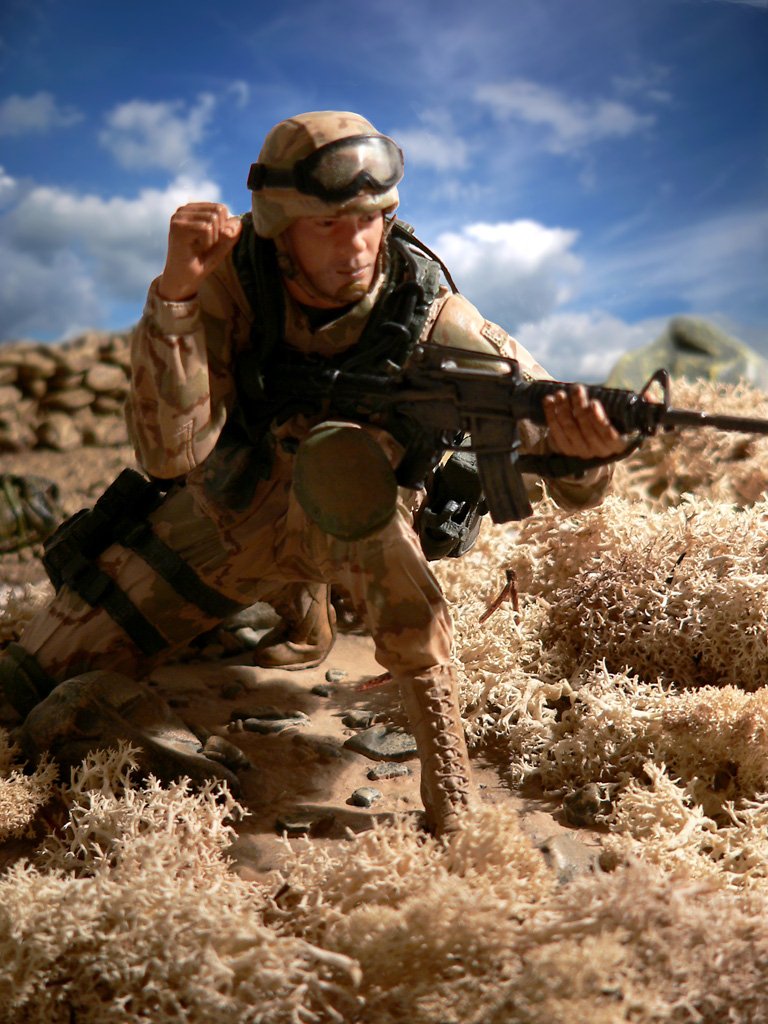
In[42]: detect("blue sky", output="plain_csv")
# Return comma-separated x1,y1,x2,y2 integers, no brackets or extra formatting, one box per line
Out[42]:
0,0,766,378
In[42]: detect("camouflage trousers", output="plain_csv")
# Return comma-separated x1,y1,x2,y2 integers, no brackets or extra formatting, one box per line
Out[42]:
18,447,453,686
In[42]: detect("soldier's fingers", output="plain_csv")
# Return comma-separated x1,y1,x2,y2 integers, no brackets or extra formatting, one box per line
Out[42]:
169,204,234,252
543,390,579,453
569,393,624,456
544,387,623,458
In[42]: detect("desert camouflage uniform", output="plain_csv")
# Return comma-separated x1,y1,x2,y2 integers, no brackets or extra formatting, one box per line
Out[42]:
19,250,610,675
6,109,613,834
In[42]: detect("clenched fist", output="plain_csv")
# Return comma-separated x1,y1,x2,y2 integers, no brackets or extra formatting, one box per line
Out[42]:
157,202,243,302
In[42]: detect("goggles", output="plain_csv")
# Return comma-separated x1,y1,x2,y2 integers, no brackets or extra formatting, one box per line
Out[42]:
247,134,404,203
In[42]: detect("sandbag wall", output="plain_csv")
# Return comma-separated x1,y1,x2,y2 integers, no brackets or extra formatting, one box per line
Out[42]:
0,333,131,452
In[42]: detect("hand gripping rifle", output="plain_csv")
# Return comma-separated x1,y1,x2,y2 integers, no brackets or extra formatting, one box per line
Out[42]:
270,343,768,527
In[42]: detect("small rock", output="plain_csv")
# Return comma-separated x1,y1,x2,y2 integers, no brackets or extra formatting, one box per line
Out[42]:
344,725,417,762
293,735,343,760
84,417,128,447
92,394,125,415
236,707,310,734
37,413,82,452
562,783,612,828
310,684,333,698
276,811,336,838
342,709,376,729
325,669,347,683
203,735,254,771
537,833,602,885
367,761,413,781
84,363,128,394
221,603,280,631
232,626,264,649
347,787,382,808
0,384,23,410
42,387,94,411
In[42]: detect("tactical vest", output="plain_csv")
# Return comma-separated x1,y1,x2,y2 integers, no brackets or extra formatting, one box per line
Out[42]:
223,215,448,466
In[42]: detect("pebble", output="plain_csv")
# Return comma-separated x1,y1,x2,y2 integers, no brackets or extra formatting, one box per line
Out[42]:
241,711,310,735
562,783,612,828
342,709,376,729
310,684,333,698
347,786,382,808
232,626,264,649
367,761,413,781
325,669,347,683
221,603,280,631
292,735,344,760
203,735,254,771
343,725,417,762
537,833,602,885
276,811,336,838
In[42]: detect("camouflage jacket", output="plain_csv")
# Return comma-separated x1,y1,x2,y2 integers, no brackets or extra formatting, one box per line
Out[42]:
128,234,612,512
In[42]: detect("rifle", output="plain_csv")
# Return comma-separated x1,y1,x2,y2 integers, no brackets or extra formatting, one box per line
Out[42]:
270,343,768,525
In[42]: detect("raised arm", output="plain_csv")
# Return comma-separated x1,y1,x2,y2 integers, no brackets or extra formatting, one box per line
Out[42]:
126,204,244,480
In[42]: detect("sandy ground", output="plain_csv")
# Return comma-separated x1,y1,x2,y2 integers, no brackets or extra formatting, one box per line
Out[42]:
1,445,600,881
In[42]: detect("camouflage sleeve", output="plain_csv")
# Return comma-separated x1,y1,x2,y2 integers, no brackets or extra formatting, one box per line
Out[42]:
426,291,613,511
127,268,245,480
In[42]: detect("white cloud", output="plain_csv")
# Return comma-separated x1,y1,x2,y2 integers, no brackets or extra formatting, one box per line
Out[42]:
0,243,102,341
394,128,466,172
392,109,469,172
433,219,582,328
516,310,666,381
0,166,18,208
475,79,655,153
227,81,251,109
613,67,673,106
0,92,82,136
0,174,222,339
99,94,217,174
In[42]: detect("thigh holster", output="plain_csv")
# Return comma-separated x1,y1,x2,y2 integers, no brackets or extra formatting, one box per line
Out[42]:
42,470,245,657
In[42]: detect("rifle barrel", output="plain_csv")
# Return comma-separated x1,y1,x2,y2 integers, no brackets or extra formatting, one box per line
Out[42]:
662,407,768,435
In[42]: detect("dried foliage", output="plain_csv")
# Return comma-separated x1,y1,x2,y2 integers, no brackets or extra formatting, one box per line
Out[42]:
612,377,768,507
0,580,53,645
0,728,57,842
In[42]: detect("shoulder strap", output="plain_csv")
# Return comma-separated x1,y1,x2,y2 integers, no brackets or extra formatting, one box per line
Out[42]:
230,213,285,366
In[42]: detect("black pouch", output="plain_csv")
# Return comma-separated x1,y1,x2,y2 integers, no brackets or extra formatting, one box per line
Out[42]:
417,448,488,561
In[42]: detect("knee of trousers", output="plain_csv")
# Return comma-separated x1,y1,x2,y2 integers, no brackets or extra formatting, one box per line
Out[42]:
0,642,58,718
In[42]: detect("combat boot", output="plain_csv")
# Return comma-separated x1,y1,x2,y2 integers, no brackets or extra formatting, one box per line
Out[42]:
251,581,336,670
397,663,474,837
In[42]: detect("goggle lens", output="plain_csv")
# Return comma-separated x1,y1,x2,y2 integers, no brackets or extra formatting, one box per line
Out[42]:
249,135,403,202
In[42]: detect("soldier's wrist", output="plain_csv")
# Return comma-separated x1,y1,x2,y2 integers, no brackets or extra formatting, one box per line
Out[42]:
143,279,200,333
156,274,199,303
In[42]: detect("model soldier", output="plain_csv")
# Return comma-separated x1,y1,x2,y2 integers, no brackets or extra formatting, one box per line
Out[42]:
0,112,623,836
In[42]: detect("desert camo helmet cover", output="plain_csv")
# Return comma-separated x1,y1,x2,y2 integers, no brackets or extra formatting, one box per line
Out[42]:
250,111,402,238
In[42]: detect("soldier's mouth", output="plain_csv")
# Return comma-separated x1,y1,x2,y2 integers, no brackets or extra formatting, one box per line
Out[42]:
338,265,369,280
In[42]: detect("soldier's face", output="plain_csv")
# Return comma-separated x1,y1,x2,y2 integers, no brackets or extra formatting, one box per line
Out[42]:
283,211,385,307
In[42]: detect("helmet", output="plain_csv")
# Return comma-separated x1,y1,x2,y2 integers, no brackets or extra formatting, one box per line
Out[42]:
293,421,399,541
250,111,402,239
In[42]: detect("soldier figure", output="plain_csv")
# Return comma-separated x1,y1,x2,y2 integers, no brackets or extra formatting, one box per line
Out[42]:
0,112,624,836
